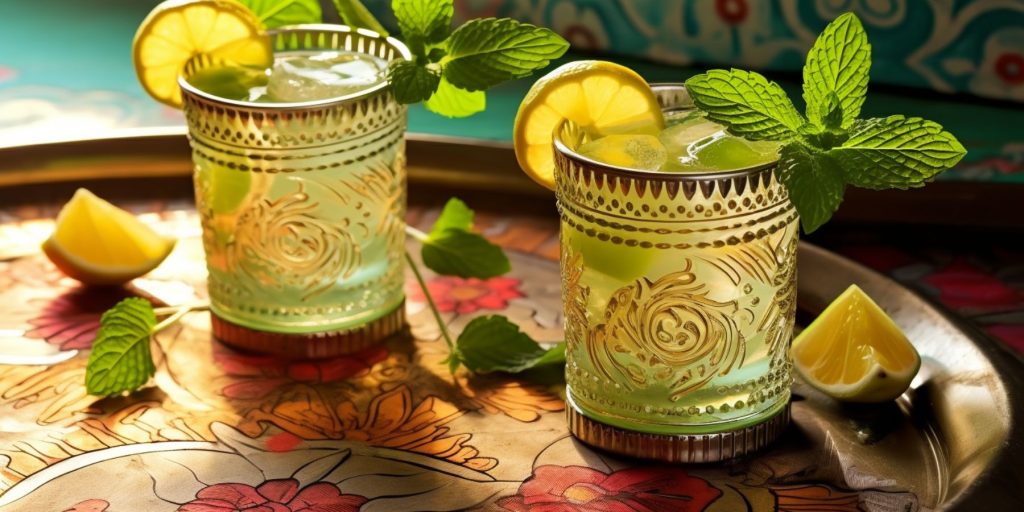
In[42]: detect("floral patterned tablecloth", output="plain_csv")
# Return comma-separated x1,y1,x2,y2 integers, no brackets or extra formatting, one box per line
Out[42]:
0,203,935,512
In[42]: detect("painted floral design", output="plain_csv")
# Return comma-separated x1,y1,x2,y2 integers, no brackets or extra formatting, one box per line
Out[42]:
214,345,388,400
497,465,721,512
458,378,564,423
771,484,860,511
62,499,109,512
549,1,609,51
25,287,135,350
922,259,1023,312
407,275,523,314
177,479,365,512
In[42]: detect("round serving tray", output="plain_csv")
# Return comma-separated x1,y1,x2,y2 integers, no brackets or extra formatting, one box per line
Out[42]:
0,130,1020,511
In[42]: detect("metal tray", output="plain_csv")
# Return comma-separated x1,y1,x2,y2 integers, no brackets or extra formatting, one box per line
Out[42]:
0,130,1020,511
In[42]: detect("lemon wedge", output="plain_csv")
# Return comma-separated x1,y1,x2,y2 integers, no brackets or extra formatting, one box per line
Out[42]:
133,0,272,107
513,60,664,190
42,189,176,285
793,284,921,403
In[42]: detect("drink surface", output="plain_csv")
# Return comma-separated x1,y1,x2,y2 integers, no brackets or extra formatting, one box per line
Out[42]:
187,50,388,103
577,110,780,172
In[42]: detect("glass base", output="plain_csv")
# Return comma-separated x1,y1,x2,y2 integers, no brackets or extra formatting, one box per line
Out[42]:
567,396,791,463
211,301,405,359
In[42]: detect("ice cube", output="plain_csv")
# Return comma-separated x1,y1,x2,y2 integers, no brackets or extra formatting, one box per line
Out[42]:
265,51,386,102
658,113,724,152
664,133,780,172
578,134,668,171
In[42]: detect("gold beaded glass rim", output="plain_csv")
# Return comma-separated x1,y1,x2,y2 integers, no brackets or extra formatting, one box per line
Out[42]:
177,24,413,111
552,83,780,183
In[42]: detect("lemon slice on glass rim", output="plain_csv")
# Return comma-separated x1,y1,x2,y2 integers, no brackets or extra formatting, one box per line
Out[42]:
133,0,273,108
513,60,665,190
792,284,921,403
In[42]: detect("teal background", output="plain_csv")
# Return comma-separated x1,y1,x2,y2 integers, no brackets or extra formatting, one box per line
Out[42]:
0,0,1022,182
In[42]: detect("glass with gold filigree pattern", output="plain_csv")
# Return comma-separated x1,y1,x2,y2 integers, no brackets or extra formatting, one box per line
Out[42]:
557,85,798,463
178,26,411,358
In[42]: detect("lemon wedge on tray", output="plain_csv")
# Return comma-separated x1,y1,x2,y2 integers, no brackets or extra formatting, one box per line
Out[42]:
513,60,665,190
793,284,921,403
133,0,272,107
42,189,176,285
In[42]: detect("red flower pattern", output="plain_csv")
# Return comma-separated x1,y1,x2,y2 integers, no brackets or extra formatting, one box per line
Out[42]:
497,465,721,512
408,276,524,314
995,52,1024,85
215,345,388,399
26,287,136,350
715,0,749,24
922,259,1023,312
177,479,365,512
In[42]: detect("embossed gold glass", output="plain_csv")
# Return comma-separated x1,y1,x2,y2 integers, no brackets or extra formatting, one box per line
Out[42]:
179,26,411,358
557,85,798,462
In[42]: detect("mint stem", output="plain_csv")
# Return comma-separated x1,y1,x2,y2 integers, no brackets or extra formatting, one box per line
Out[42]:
405,225,430,243
153,303,209,317
404,250,456,354
152,303,207,334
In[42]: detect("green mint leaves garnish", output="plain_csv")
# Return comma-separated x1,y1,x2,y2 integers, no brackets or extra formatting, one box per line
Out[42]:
238,0,322,29
803,13,869,129
333,0,390,36
385,1,568,117
414,198,510,279
685,12,967,233
451,316,566,374
441,18,570,92
85,298,157,397
684,69,805,142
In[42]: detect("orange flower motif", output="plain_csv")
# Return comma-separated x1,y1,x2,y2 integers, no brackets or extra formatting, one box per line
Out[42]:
240,385,497,472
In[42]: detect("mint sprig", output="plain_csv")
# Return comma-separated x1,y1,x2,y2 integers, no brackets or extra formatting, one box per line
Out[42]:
239,0,322,28
452,316,566,374
86,298,157,396
410,198,510,279
684,12,967,233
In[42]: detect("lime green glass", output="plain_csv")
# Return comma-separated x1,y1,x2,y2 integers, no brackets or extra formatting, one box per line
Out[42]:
179,26,411,357
557,85,798,462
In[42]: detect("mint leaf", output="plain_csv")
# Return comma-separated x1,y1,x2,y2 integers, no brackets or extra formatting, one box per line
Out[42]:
452,315,565,373
238,0,321,28
85,298,157,397
425,77,486,118
333,0,389,36
819,92,844,131
421,229,510,278
803,12,870,129
829,115,967,190
778,144,845,233
430,197,474,234
684,69,805,141
394,0,453,45
389,61,440,104
443,18,569,92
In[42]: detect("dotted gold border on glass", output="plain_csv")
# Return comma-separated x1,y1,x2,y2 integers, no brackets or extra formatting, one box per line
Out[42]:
211,301,406,359
567,399,791,463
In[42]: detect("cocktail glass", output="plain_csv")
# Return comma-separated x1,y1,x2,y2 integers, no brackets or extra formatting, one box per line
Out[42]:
557,84,798,462
179,26,411,358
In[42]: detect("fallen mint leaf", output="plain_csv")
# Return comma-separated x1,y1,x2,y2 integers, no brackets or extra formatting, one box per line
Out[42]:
421,229,510,279
452,315,565,374
85,298,157,397
430,197,474,234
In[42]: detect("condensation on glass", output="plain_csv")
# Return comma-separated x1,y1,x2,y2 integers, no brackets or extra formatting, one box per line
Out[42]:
179,26,411,358
556,85,798,462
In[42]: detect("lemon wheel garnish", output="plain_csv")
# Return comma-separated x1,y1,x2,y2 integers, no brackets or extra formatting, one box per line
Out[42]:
42,189,176,285
513,60,665,190
792,284,921,403
133,0,273,107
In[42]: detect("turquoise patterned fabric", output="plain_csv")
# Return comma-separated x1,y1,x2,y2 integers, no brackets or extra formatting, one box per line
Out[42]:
376,0,1024,103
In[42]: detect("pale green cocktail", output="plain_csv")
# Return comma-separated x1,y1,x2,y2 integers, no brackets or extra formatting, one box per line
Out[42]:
180,26,410,358
558,86,797,462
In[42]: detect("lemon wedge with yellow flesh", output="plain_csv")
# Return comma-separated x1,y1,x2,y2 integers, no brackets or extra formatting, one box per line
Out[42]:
42,189,176,285
793,284,921,403
133,0,273,108
513,60,665,190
